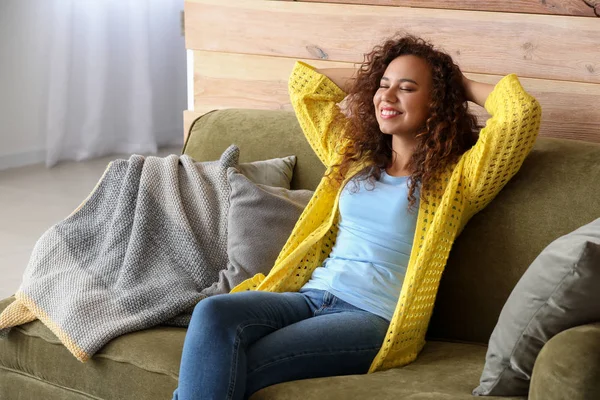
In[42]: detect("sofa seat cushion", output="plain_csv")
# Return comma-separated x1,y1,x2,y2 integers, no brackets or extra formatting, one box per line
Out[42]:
1,294,525,400
251,341,526,400
0,296,181,400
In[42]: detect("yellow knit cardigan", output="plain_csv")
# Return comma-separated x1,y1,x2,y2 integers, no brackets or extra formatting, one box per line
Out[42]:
232,61,542,372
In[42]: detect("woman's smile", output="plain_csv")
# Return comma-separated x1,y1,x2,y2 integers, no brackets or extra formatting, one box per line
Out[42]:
380,107,403,119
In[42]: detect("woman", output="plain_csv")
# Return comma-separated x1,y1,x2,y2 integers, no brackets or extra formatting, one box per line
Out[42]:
173,34,541,400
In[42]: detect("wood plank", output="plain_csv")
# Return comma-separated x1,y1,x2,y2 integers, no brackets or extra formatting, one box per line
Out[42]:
194,52,351,111
193,51,600,143
284,0,599,18
184,0,600,84
183,110,206,142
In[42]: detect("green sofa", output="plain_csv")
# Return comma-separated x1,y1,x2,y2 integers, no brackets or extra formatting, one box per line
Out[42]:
1,109,599,400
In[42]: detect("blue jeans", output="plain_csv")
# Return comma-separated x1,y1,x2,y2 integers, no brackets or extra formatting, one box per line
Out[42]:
172,289,389,400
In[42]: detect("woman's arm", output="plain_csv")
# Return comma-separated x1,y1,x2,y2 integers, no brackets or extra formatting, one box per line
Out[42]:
462,75,494,108
289,62,349,167
461,74,542,212
315,68,357,93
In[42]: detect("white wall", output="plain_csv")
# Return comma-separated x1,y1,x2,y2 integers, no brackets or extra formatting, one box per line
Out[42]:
0,0,54,170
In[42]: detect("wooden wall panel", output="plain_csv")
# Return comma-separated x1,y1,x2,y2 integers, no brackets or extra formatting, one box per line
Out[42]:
192,51,600,143
193,52,350,111
285,0,600,18
185,0,600,84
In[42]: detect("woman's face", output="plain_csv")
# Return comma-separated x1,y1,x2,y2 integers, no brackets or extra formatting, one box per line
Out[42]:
373,55,432,137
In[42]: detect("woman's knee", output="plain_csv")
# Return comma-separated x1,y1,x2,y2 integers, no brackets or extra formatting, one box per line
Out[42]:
193,294,224,315
190,292,263,329
190,294,237,329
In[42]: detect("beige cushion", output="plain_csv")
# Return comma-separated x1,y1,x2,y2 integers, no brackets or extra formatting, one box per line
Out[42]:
238,156,297,189
474,219,600,396
201,168,313,296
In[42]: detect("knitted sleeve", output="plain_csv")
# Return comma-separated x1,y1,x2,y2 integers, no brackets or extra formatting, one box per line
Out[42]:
462,74,542,211
288,61,348,167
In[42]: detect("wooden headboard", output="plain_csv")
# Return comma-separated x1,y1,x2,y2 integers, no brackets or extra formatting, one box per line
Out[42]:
183,0,600,143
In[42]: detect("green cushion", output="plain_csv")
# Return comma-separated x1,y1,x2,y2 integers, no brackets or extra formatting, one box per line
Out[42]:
530,323,600,400
1,368,92,400
0,296,524,400
428,137,600,343
252,341,525,400
183,109,325,191
0,296,182,400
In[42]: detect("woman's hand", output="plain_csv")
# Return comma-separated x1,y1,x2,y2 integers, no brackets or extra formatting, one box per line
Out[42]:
462,73,495,108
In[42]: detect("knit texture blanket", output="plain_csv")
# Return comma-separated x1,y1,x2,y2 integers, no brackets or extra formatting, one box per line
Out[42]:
0,145,239,362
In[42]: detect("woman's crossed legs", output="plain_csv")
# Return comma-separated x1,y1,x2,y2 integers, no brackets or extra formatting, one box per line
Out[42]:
173,289,389,400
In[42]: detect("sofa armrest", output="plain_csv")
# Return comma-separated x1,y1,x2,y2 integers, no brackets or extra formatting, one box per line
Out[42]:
529,322,600,400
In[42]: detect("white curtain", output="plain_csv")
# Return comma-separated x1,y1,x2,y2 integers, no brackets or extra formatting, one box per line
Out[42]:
44,0,186,166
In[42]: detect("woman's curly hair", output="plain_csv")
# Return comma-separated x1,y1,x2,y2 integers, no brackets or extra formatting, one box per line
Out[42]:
332,34,479,210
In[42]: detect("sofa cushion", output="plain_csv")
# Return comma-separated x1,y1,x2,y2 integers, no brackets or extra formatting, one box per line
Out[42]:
529,323,600,400
0,296,181,400
200,168,313,296
251,341,525,400
0,292,524,400
184,109,325,191
474,218,600,396
428,137,600,344
238,156,297,189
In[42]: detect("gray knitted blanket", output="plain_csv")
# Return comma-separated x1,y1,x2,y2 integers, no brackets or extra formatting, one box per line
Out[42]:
0,145,239,362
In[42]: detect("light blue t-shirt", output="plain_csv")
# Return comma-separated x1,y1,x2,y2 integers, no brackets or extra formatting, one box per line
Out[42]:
302,170,419,321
